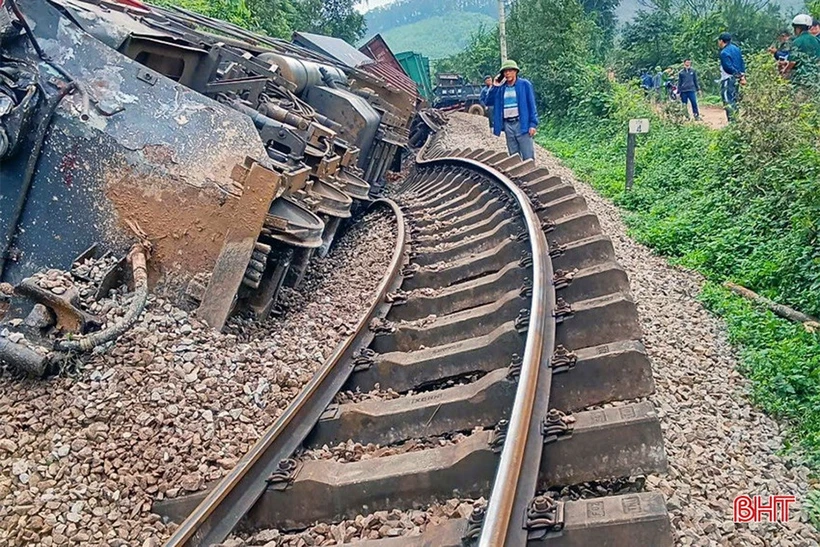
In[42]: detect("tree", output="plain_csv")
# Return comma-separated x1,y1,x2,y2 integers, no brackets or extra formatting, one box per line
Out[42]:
247,0,299,38
638,0,772,17
582,0,619,57
434,24,500,82
810,0,820,19
616,1,784,78
152,0,258,29
365,0,500,36
293,0,367,43
617,10,678,76
506,0,597,116
153,0,302,38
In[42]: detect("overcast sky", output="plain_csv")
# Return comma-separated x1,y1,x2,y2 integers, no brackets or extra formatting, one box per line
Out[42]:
354,0,397,13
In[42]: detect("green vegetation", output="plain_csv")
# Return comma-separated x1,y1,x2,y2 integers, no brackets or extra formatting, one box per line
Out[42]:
380,12,496,59
151,0,258,29
699,284,820,465
536,54,820,465
432,24,500,80
153,0,365,42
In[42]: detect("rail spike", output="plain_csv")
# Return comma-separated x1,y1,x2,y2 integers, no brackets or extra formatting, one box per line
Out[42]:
267,458,300,491
490,419,509,453
461,504,487,546
551,345,578,374
542,409,575,445
507,353,523,380
524,494,565,540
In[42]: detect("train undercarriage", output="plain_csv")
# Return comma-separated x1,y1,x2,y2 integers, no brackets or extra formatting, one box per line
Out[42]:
0,0,426,373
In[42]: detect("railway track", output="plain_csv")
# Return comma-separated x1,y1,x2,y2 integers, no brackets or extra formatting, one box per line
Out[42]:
154,128,672,546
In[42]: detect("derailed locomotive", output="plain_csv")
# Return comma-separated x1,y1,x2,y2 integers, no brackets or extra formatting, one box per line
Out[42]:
0,0,420,371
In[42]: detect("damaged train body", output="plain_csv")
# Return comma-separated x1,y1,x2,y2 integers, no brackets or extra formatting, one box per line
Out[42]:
0,0,417,372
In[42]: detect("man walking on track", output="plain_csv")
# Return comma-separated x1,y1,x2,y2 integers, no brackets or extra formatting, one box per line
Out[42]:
485,59,539,161
678,59,701,120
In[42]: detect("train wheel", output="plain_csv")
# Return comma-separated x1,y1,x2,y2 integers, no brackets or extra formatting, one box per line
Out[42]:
467,104,484,116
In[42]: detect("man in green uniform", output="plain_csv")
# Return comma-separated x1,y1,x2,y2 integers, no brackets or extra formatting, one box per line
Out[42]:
788,14,820,80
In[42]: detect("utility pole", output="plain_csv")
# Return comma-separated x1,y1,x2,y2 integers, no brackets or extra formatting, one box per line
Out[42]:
498,0,507,62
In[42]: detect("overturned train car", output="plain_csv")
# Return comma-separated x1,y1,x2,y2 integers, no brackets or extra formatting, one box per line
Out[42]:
0,0,416,359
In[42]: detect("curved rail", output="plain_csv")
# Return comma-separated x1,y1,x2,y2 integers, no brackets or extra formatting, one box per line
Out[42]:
164,199,407,547
415,140,557,546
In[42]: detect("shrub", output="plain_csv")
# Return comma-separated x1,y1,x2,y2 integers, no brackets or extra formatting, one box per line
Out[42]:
538,60,820,469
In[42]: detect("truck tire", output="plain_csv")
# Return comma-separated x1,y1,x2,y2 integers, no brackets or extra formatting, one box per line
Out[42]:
467,104,485,116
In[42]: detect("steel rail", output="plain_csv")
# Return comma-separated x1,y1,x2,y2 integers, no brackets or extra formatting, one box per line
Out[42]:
164,199,407,547
416,145,556,546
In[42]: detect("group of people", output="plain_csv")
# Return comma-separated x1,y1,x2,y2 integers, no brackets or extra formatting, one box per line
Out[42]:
640,61,702,119
719,14,820,120
470,14,820,158
640,14,820,122
769,15,820,78
638,34,744,122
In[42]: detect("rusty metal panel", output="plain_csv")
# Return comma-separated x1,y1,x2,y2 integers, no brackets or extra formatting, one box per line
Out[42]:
197,160,282,330
362,62,419,100
360,35,404,72
358,36,419,100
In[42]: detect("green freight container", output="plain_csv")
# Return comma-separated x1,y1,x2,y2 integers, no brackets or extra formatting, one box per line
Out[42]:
396,50,433,102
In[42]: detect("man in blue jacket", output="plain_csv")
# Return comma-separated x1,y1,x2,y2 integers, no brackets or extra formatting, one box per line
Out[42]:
678,59,701,120
718,32,746,121
486,59,539,161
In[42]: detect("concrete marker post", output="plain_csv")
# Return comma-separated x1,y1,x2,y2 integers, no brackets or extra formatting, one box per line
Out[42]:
626,118,650,192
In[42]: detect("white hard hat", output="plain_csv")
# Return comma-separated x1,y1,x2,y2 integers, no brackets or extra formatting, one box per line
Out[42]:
792,14,813,26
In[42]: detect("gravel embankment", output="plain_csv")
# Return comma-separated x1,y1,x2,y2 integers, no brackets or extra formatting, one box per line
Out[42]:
0,208,397,547
440,112,819,546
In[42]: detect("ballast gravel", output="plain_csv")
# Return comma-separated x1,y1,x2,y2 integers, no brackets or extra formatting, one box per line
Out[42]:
236,498,486,546
0,208,397,547
440,112,819,546
299,427,482,464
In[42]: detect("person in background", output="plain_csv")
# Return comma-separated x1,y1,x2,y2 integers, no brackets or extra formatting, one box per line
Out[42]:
678,59,701,120
652,66,664,100
479,75,494,131
769,30,791,57
782,14,820,82
810,18,820,39
769,30,792,74
640,70,654,92
718,32,746,122
485,59,539,161
664,66,677,99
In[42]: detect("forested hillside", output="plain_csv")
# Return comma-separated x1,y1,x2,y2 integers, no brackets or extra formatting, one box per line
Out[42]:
362,0,807,58
380,12,496,59
360,0,499,57
364,0,498,36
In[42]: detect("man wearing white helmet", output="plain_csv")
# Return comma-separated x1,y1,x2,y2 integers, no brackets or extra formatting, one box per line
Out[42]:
790,14,820,58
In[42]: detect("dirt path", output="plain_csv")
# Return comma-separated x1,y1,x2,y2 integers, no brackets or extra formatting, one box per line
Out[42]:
698,105,728,130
